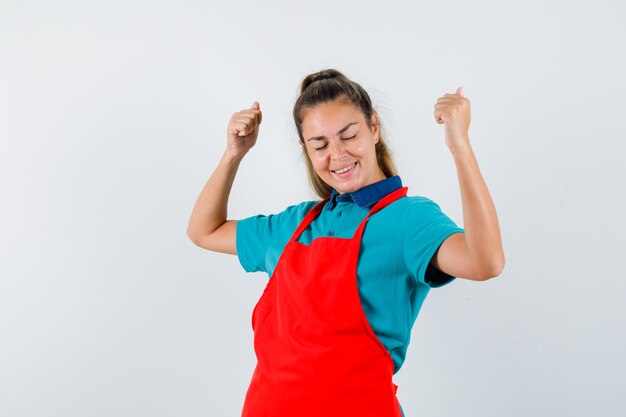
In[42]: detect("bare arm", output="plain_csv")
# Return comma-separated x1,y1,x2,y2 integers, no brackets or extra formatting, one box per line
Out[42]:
431,142,504,280
186,101,262,254
186,152,243,254
431,88,505,281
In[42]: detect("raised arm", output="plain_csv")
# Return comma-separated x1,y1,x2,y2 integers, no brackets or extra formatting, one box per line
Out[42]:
186,101,262,254
431,87,505,281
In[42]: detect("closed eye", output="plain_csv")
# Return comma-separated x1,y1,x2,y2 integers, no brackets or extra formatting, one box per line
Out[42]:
314,135,356,151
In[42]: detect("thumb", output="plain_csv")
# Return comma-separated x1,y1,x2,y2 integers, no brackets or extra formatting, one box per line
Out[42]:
251,101,260,110
456,87,464,97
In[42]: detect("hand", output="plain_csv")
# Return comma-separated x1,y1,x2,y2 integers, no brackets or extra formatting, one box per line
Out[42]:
225,101,262,160
434,87,471,150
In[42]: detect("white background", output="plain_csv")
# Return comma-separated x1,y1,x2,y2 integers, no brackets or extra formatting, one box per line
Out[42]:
1,1,625,416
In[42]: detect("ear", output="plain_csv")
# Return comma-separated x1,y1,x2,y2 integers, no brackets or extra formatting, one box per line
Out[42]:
371,113,380,142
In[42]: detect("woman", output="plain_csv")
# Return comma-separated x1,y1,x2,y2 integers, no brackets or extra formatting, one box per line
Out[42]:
187,69,505,417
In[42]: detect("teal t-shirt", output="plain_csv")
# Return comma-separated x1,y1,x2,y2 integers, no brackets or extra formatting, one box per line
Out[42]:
236,175,464,375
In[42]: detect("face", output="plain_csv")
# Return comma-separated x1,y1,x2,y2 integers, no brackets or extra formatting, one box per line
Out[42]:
301,100,385,194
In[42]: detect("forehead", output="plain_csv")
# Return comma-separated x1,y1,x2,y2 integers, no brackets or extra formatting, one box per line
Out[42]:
301,100,363,134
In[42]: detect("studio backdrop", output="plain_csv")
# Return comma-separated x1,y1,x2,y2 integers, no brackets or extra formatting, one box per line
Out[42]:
1,1,624,416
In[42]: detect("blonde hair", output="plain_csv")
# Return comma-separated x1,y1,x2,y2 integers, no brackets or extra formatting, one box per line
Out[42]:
292,68,398,199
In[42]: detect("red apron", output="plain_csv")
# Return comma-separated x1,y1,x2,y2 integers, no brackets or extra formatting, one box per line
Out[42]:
241,186,409,417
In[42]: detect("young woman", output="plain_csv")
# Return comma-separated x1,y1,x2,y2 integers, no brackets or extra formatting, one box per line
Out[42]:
187,69,505,417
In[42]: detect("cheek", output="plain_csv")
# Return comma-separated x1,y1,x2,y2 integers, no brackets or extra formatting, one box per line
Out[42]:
346,139,365,154
308,153,328,171
311,153,327,165
316,160,330,174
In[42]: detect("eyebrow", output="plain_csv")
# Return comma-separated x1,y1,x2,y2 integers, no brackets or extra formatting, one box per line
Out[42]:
306,122,358,141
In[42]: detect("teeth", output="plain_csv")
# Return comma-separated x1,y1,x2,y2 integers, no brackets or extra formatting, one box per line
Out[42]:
335,163,354,174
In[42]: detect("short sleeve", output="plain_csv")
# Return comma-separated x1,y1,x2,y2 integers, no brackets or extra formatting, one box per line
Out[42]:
235,202,316,274
401,197,465,288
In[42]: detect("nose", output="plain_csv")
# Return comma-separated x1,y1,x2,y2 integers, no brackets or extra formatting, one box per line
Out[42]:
329,139,347,160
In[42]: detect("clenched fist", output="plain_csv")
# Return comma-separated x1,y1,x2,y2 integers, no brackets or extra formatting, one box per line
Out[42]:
225,101,262,160
434,87,471,151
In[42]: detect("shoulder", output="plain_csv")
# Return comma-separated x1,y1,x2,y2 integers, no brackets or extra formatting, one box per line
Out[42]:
238,199,320,229
361,195,433,237
399,194,441,207
382,194,442,216
383,194,458,233
364,194,440,227
272,199,320,220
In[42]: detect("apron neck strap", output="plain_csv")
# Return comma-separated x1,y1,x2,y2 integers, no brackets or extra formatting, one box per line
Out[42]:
351,186,408,242
288,196,329,244
288,186,408,244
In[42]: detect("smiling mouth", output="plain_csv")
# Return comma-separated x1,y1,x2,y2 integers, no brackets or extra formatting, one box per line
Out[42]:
332,161,357,174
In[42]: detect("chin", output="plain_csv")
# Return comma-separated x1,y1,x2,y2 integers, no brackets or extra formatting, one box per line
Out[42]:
332,182,360,194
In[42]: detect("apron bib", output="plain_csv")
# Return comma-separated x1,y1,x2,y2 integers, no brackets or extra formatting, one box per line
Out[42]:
241,186,409,417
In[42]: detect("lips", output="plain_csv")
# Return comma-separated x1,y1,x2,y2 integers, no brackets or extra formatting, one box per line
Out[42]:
331,162,357,173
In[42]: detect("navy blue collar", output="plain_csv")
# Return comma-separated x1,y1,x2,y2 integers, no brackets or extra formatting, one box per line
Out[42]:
328,175,403,209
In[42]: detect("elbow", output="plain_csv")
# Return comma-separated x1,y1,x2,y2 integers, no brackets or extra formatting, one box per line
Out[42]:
187,228,203,246
478,255,505,281
187,232,198,246
187,224,209,245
